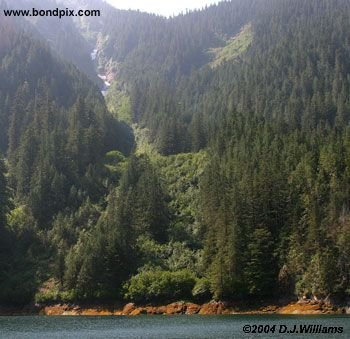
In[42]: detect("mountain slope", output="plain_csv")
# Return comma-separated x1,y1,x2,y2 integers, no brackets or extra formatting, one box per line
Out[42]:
2,0,97,80
1,0,350,307
0,15,133,304
74,0,350,302
91,0,350,154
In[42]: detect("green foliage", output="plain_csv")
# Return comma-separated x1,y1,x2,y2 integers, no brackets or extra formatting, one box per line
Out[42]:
0,19,134,304
103,150,128,187
136,236,203,275
244,227,276,296
296,248,338,299
0,205,44,305
0,157,9,232
117,154,170,242
0,261,39,305
134,126,207,244
124,269,196,303
105,82,132,124
1,27,134,217
34,279,61,304
192,278,211,302
209,23,252,68
2,0,350,306
336,220,350,295
158,152,208,244
34,279,77,304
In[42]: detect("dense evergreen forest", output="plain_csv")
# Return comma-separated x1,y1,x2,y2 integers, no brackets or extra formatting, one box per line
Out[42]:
1,0,350,306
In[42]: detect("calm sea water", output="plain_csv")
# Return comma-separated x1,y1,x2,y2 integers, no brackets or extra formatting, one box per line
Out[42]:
0,315,349,339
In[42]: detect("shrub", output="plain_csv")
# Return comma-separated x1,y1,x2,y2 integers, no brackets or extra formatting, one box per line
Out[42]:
192,278,211,302
124,269,196,303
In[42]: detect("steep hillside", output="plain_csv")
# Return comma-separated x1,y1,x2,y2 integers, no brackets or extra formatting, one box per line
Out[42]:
2,0,97,80
0,16,133,304
68,0,350,303
90,0,350,155
1,0,350,307
209,23,252,68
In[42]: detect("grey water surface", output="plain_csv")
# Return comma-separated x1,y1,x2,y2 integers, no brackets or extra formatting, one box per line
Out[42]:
0,315,349,338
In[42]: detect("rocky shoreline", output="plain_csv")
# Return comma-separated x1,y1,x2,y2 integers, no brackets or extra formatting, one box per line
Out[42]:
1,300,349,316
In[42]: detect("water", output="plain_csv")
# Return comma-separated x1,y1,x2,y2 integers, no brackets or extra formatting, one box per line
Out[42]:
0,315,349,338
90,49,98,61
90,49,111,96
98,74,111,96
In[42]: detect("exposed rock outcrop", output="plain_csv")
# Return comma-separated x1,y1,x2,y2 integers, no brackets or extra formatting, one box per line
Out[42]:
122,303,136,315
16,299,345,316
278,299,339,315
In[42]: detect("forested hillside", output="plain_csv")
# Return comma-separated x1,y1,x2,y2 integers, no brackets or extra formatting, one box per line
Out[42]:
1,0,350,306
1,0,97,79
0,11,133,304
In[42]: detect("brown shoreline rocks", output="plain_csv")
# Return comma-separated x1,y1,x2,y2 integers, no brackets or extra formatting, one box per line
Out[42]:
2,299,344,316
278,299,340,315
198,301,227,315
39,301,235,316
165,302,186,314
122,303,136,315
185,303,201,315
